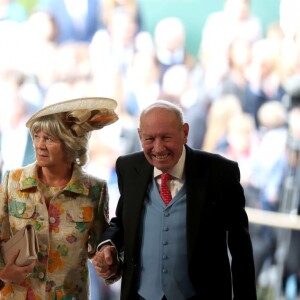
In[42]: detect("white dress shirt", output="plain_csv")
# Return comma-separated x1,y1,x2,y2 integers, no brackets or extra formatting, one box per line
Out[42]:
154,146,186,198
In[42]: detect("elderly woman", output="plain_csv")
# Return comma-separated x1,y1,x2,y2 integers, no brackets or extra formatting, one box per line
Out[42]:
0,97,118,299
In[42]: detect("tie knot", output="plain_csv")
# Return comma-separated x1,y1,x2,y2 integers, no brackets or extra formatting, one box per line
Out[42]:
161,173,171,182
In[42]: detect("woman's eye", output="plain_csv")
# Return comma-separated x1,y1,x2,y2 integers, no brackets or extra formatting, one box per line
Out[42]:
46,137,54,144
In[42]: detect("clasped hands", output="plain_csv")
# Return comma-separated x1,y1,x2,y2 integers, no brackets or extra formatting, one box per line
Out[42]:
92,245,119,279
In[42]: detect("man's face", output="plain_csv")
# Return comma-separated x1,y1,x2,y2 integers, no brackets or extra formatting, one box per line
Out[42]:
138,107,189,173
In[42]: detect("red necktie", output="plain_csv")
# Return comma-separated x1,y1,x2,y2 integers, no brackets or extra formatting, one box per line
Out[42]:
160,173,172,205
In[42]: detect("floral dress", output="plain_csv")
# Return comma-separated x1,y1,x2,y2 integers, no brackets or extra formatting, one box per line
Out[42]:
0,162,109,300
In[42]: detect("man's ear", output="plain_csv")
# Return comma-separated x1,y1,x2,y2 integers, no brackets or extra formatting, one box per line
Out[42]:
183,123,189,143
137,128,142,141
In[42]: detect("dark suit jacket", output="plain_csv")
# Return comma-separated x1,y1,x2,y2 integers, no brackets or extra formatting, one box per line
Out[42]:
102,145,257,300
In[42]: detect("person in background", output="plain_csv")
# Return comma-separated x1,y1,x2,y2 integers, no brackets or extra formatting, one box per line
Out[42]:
101,0,142,31
249,101,288,282
38,0,102,44
0,69,40,182
200,0,262,78
251,101,288,213
93,100,257,300
0,97,118,299
216,112,258,188
202,94,243,153
154,17,196,84
282,106,300,300
89,6,139,101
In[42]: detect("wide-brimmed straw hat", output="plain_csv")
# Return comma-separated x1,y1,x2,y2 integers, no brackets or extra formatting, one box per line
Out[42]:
26,97,118,137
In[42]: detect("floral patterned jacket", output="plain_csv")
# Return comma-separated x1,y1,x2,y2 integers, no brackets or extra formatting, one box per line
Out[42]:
0,162,109,300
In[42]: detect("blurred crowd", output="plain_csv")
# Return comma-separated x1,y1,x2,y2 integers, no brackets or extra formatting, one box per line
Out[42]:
1,0,300,299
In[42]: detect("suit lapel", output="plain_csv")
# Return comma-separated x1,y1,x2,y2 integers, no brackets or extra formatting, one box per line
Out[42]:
185,146,210,260
123,155,153,254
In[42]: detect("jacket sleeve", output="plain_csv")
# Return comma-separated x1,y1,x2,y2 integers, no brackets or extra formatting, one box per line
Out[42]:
100,157,125,252
88,177,110,257
226,162,257,300
0,171,12,269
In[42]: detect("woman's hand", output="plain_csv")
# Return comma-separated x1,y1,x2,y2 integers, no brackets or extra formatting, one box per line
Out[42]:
0,251,36,284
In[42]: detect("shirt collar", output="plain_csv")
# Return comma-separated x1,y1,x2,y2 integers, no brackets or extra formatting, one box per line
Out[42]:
154,146,186,180
19,162,90,195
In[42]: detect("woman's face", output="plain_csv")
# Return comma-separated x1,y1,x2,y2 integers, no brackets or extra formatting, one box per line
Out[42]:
33,129,68,168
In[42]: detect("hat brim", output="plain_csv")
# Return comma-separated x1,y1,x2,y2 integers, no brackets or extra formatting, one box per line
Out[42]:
26,97,118,128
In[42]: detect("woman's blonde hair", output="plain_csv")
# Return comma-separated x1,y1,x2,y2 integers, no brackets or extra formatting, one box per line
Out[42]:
29,113,90,166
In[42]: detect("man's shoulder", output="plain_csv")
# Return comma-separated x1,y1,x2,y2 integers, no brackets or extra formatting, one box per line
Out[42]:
187,147,237,168
118,151,145,162
116,151,152,178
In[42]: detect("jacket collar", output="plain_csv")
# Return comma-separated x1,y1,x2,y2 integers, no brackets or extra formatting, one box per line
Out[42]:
18,162,90,195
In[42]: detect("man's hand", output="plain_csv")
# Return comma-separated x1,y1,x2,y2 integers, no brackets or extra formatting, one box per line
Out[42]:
92,245,119,279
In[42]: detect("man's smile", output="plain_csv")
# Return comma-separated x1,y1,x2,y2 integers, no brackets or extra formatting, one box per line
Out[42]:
153,154,169,160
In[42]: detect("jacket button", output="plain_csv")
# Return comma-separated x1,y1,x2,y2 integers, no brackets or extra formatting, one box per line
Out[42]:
49,217,56,224
41,244,47,251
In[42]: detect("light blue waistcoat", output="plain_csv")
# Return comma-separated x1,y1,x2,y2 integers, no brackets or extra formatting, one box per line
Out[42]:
137,178,196,300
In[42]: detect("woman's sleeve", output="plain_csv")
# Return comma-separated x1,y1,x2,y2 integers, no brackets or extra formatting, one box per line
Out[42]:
0,171,11,268
88,179,110,258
